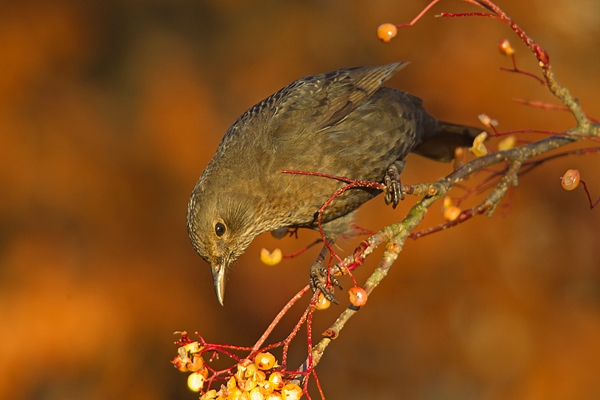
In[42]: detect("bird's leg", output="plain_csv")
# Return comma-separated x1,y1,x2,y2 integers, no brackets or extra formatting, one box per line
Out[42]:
384,160,405,209
287,227,299,239
309,244,342,304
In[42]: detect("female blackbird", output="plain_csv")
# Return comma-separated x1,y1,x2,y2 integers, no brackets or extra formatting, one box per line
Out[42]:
187,62,480,304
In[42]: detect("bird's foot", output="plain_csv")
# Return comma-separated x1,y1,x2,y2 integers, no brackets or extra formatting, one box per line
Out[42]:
310,261,342,304
384,162,405,209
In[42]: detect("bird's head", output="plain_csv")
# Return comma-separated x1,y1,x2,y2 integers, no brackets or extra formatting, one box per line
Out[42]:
187,183,264,305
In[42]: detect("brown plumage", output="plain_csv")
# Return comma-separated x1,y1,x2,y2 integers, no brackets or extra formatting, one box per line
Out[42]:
187,62,481,304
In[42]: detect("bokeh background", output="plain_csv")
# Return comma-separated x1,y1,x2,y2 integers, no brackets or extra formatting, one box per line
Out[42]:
1,0,599,399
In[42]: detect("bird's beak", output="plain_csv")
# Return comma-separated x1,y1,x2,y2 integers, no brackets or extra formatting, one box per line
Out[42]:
212,260,227,306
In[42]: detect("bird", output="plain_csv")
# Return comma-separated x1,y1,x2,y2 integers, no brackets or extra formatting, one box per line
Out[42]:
187,62,481,305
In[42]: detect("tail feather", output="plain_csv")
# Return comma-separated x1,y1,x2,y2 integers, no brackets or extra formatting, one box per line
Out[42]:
413,122,484,162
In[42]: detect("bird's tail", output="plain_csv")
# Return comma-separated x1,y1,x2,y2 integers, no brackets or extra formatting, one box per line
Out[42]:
412,121,484,163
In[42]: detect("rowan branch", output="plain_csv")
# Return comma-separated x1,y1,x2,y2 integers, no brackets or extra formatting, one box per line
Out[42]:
306,0,599,379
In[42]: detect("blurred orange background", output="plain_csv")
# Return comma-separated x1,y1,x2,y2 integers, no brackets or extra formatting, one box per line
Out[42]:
1,1,599,399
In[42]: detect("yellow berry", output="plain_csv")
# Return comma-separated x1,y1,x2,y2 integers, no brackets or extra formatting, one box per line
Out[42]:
259,380,275,395
443,206,461,221
265,393,283,400
281,383,303,400
561,169,580,191
267,371,284,390
227,387,243,400
348,287,368,307
238,377,257,392
377,23,397,43
187,372,206,392
245,363,259,379
469,132,488,157
260,248,283,266
498,39,515,56
227,376,238,390
183,341,202,354
249,387,266,400
470,143,488,157
235,359,253,381
255,352,277,370
314,293,331,310
498,135,516,151
201,390,218,400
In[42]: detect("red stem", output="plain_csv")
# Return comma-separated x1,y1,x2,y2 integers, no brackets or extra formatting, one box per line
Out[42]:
395,0,442,28
251,285,311,353
580,180,600,209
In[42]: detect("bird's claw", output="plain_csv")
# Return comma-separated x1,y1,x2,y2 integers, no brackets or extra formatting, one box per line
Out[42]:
384,163,405,209
310,261,341,304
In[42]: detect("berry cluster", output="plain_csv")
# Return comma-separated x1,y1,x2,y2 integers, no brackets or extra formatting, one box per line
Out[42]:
173,341,303,400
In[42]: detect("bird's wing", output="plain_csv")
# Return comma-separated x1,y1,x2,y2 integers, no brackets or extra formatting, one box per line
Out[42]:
272,62,408,131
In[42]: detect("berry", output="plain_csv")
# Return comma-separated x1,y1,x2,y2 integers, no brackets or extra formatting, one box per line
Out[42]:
281,383,303,400
188,372,206,392
260,248,283,266
443,206,461,221
268,371,285,390
498,39,515,56
469,131,488,157
315,293,331,310
255,352,277,370
348,287,368,307
498,135,516,151
377,23,397,43
561,169,580,191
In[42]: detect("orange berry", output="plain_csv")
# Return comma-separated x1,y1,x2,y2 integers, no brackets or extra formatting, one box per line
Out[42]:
186,354,204,372
281,383,303,400
259,380,275,395
498,39,515,56
255,352,277,370
238,376,257,392
377,23,397,43
561,169,580,191
314,293,331,310
348,287,368,307
268,371,284,390
443,206,461,221
254,370,266,383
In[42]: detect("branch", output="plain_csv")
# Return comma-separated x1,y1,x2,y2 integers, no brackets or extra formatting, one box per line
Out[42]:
305,0,599,376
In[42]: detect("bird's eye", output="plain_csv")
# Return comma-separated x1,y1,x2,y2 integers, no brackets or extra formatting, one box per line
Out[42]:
215,221,226,237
